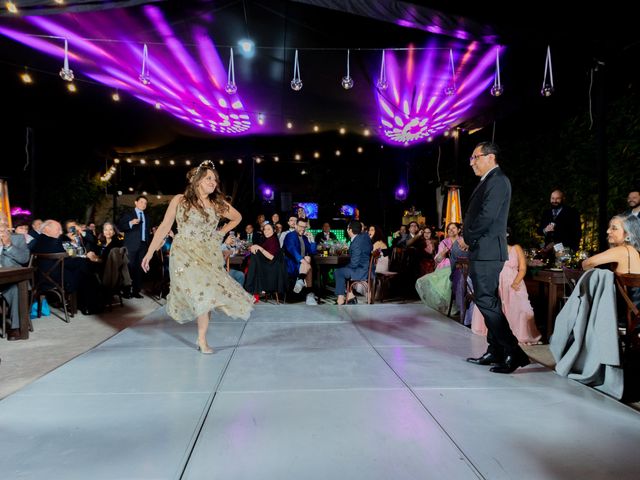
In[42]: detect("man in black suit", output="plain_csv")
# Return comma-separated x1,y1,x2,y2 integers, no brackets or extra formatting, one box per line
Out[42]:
315,222,337,244
463,142,529,374
538,189,581,252
118,195,149,298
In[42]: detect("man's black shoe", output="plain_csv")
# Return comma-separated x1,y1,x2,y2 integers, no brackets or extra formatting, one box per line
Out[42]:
466,352,504,366
490,353,531,374
132,292,144,299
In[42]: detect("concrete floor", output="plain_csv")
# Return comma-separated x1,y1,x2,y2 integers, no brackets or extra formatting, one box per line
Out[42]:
1,302,640,479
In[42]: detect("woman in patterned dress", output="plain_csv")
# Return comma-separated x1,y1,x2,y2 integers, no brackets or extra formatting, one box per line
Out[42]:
141,161,254,354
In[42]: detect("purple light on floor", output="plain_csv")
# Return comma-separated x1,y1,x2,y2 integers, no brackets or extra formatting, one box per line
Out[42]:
376,42,497,145
0,6,255,136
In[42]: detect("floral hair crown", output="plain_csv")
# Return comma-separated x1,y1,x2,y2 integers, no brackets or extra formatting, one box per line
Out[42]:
196,160,215,173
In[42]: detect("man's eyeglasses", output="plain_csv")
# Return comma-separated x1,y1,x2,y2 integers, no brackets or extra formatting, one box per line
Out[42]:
469,153,489,162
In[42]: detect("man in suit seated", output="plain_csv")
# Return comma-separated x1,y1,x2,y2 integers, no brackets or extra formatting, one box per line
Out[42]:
1,212,30,340
315,222,337,244
335,221,373,305
242,223,263,245
283,217,318,305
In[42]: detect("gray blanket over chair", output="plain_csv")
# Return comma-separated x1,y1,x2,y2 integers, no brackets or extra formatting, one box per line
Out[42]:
549,268,623,399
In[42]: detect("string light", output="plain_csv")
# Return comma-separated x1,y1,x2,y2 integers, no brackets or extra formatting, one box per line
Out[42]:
286,122,293,129
335,150,341,156
113,158,120,164
66,83,76,92
154,102,162,109
237,158,243,164
5,2,18,14
126,158,132,163
273,156,279,162
294,154,301,160
140,159,146,164
185,160,191,165
363,129,370,136
313,125,319,132
169,160,175,165
219,159,224,165
128,187,134,192
339,127,346,135
357,147,363,153
313,152,320,158
20,70,33,84
154,159,160,165
112,90,120,102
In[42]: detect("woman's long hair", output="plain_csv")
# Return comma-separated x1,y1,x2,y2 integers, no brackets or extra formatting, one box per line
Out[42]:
182,162,229,222
98,221,120,245
370,225,386,246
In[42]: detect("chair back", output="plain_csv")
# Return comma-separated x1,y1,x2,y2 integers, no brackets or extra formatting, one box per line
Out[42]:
348,249,379,304
31,252,72,322
614,272,640,350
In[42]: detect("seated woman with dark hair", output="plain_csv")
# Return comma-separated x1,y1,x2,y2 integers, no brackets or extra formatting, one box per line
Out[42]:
245,222,288,299
87,222,123,264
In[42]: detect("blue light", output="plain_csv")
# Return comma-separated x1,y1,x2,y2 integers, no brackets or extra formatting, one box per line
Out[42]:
237,39,255,58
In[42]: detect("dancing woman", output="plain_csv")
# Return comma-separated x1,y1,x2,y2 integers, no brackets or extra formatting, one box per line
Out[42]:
142,161,254,354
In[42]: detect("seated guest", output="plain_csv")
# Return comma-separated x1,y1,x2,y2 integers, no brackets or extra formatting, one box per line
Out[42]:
87,222,123,263
582,214,640,312
245,223,287,298
14,222,36,249
417,226,438,276
274,222,283,237
64,219,96,254
415,222,466,314
271,213,280,225
368,225,389,273
283,217,318,305
336,221,373,305
391,225,408,247
550,215,640,400
471,228,542,344
221,234,245,286
279,215,297,247
242,223,262,245
1,212,30,340
32,220,99,314
29,218,43,239
315,222,337,244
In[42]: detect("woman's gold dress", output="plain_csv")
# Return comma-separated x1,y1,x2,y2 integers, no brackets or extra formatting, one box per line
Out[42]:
166,202,254,323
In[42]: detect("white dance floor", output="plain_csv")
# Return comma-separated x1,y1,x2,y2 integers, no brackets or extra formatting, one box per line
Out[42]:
1,304,639,479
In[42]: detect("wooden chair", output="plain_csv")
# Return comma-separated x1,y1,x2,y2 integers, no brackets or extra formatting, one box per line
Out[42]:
559,267,584,308
374,258,399,303
614,272,640,351
346,250,379,304
447,257,473,322
0,294,7,338
31,252,76,323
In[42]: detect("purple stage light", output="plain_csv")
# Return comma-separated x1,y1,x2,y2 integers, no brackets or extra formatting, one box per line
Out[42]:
395,187,408,201
261,186,274,202
0,6,256,136
10,206,32,216
375,43,497,145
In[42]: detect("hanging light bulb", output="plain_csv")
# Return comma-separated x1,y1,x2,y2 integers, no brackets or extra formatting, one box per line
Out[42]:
290,49,303,91
444,49,456,96
112,89,120,102
341,49,354,90
490,46,504,97
541,45,555,97
377,50,388,91
139,43,151,85
20,69,33,84
225,47,237,94
5,2,18,14
59,39,74,82
66,83,77,93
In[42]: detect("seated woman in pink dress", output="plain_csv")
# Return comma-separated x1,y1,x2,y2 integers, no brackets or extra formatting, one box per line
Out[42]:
472,229,542,345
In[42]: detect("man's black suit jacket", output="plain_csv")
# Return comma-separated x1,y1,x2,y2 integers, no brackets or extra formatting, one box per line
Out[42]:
463,167,511,262
118,209,150,254
538,205,581,251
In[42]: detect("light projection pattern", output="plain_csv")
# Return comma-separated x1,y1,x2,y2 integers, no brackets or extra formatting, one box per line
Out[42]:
0,6,254,135
376,44,497,144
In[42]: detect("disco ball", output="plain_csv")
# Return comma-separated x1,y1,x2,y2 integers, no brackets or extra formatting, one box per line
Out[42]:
59,67,74,82
490,84,504,97
224,82,237,95
341,75,354,90
376,79,388,91
290,79,303,91
541,84,554,97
